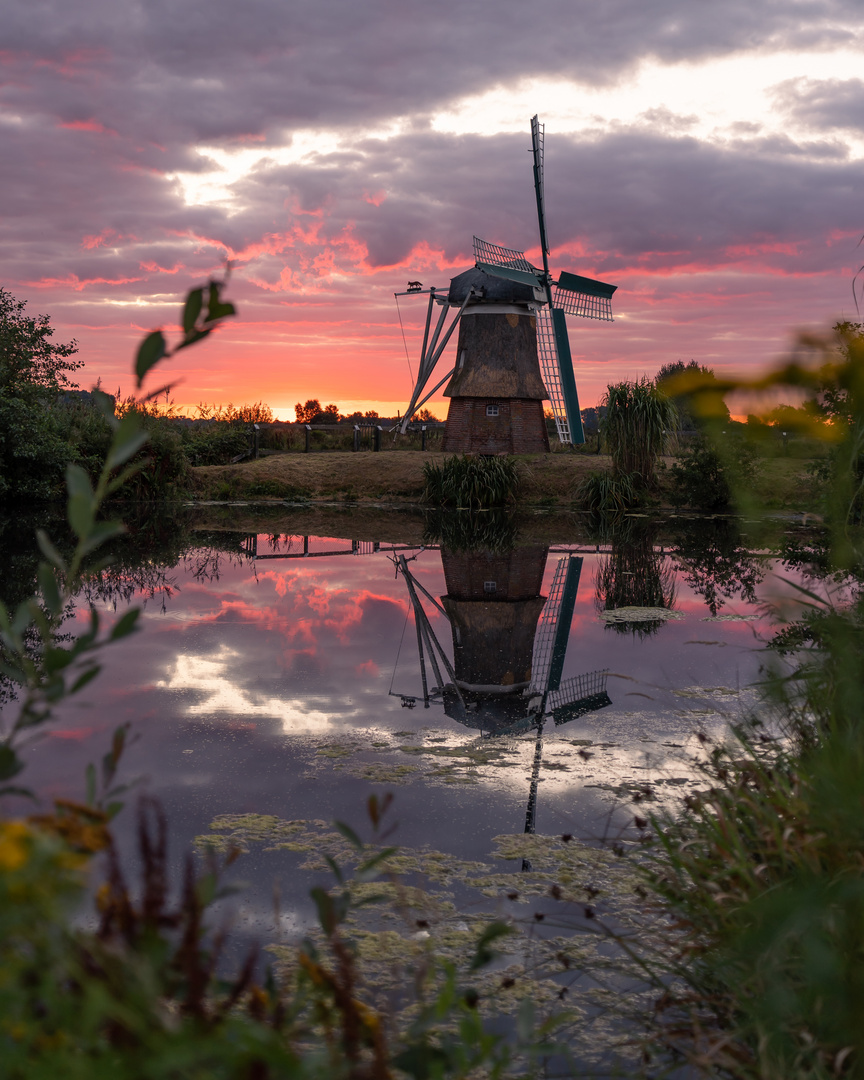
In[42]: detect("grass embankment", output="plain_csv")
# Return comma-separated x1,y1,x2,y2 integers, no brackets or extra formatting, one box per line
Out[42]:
189,450,820,511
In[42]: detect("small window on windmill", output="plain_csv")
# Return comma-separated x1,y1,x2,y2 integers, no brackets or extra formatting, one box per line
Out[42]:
486,403,499,417
483,580,497,593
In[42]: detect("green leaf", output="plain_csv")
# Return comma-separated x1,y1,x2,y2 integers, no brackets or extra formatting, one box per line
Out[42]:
516,996,536,1043
43,646,74,673
176,326,211,352
66,462,94,501
70,665,101,693
91,388,118,424
206,280,236,322
391,1045,451,1079
68,493,93,538
37,562,62,616
110,609,141,640
106,412,149,470
135,330,167,388
79,520,126,558
469,920,512,970
324,855,344,884
35,530,68,573
182,287,204,334
356,846,398,882
0,744,24,782
310,886,337,935
85,762,96,806
66,464,95,538
106,460,144,496
334,820,363,851
0,785,36,801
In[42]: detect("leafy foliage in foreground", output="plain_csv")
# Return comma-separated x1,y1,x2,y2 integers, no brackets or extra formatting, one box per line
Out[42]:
636,326,864,1077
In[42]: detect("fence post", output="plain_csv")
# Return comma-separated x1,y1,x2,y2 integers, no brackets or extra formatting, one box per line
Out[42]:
374,425,382,452
353,425,360,452
252,423,260,459
305,424,311,453
421,425,427,451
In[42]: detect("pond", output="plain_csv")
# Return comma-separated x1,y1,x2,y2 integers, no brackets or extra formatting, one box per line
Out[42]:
0,507,813,1070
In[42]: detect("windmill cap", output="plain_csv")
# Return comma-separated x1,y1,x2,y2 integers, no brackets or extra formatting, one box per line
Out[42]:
448,266,536,306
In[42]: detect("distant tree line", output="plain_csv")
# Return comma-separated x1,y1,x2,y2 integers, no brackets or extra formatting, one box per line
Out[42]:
293,399,440,424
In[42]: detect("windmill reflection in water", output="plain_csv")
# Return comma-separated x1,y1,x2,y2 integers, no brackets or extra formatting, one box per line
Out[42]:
393,546,612,863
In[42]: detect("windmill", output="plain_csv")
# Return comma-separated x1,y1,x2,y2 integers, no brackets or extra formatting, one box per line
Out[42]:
392,547,611,847
397,116,617,449
392,549,611,736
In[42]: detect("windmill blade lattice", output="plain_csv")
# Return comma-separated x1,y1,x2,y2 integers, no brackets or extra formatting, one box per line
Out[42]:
554,272,615,321
473,236,534,272
535,308,571,443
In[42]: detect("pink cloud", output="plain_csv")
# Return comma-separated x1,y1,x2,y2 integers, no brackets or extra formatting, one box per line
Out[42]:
59,119,117,136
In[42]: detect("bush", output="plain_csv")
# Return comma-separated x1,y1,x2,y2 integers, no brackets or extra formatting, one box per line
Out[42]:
668,432,758,511
422,455,520,509
181,422,252,466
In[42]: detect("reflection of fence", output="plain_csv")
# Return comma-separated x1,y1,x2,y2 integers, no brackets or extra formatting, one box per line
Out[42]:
240,534,426,559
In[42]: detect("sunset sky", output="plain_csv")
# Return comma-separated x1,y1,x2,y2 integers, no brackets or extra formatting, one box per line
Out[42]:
3,1,863,419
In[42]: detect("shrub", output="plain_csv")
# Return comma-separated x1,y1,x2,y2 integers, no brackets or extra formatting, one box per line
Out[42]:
668,432,758,511
181,422,251,466
422,455,520,509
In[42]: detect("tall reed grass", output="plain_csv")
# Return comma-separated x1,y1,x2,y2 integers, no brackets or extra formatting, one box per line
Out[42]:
602,378,677,488
422,454,520,509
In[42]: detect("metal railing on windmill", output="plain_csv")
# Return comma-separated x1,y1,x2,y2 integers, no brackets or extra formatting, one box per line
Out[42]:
389,551,612,861
394,115,618,454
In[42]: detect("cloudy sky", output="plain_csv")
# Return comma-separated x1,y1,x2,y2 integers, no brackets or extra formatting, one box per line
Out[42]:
3,0,863,417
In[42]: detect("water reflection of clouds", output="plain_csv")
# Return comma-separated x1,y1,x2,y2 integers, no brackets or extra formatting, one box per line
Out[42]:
157,646,343,732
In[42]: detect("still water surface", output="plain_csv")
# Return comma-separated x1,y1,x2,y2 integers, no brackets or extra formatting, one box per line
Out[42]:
4,514,803,1067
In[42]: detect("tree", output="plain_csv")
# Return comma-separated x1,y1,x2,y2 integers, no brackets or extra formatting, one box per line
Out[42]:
0,287,81,392
294,399,322,423
655,360,730,429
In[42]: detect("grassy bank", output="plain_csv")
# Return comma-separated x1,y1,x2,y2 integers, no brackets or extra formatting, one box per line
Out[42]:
188,449,821,511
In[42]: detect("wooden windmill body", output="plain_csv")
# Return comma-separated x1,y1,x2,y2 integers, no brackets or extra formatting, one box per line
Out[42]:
441,269,550,454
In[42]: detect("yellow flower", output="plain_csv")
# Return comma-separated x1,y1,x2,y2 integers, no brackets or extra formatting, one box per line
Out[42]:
0,821,33,872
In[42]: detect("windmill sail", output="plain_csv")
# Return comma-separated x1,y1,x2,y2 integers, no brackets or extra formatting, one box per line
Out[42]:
554,271,616,321
530,115,550,258
472,236,534,272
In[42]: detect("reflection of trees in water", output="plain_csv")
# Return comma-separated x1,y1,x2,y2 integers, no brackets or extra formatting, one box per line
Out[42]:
0,506,255,708
594,518,676,638
670,518,765,617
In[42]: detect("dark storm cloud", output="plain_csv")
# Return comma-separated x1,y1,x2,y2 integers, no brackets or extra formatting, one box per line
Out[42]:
230,127,863,278
4,0,863,148
772,77,864,133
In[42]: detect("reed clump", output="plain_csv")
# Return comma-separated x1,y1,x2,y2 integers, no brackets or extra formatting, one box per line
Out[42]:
574,470,638,514
602,378,677,488
422,454,520,509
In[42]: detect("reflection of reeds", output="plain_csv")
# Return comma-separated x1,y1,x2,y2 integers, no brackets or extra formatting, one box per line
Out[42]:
422,508,517,553
595,520,676,637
